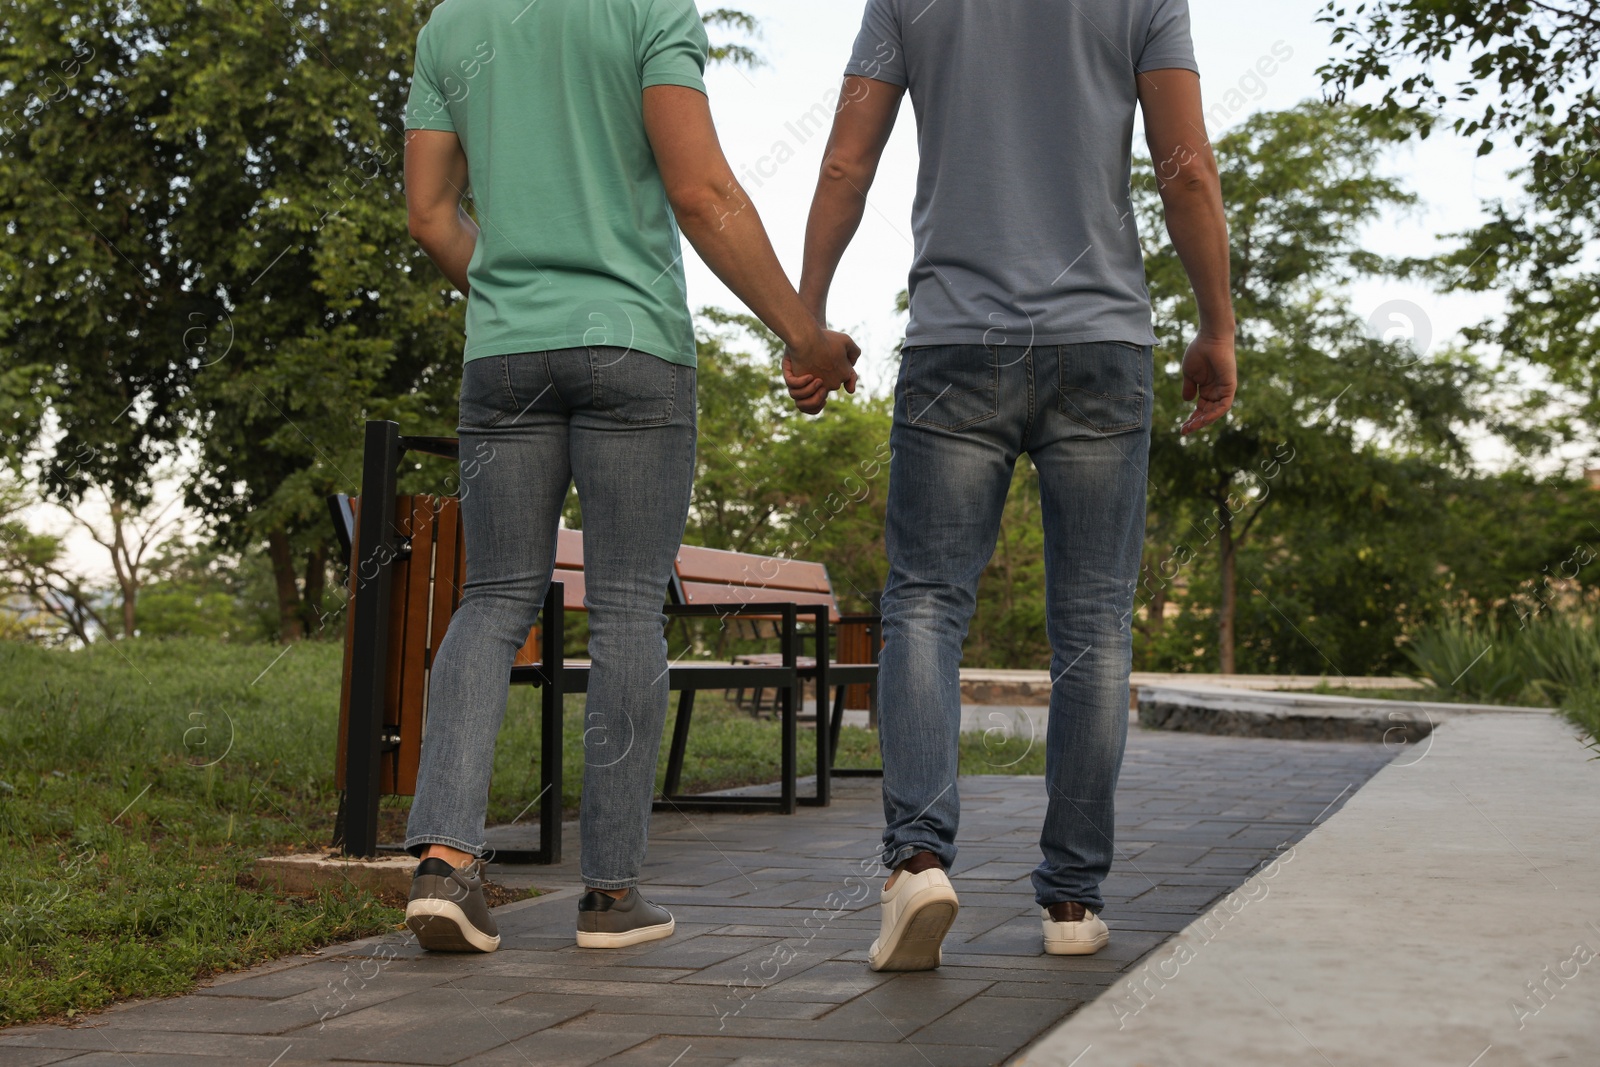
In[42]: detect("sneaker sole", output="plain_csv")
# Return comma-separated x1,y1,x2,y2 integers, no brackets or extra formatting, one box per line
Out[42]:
575,916,676,949
870,887,959,972
405,898,501,953
1043,930,1110,956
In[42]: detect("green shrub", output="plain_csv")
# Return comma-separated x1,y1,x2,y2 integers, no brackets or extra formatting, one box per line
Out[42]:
1404,614,1600,739
1404,619,1526,703
1518,615,1600,705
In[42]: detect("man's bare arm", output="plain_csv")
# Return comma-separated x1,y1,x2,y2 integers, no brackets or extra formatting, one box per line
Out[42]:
405,129,478,295
644,85,858,392
799,77,904,322
785,76,905,412
1138,68,1237,435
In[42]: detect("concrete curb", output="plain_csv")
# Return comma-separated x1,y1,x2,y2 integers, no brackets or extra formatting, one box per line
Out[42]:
1137,684,1550,742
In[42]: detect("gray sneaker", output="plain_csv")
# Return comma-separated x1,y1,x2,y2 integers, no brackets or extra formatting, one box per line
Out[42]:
575,888,675,948
405,858,501,953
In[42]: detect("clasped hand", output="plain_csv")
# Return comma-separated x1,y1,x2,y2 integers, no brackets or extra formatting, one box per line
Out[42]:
783,327,860,415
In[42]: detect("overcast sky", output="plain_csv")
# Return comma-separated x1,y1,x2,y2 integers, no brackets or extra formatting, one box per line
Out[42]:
690,0,1519,396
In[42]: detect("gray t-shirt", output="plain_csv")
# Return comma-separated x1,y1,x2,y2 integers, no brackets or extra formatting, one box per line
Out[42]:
845,0,1198,349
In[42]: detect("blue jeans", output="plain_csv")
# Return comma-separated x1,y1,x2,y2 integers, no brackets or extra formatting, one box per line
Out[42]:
878,342,1152,912
405,347,697,890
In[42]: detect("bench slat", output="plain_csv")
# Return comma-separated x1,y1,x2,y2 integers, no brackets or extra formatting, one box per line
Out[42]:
677,580,838,621
675,544,833,594
555,568,587,609
396,497,437,794
555,527,584,569
430,496,462,665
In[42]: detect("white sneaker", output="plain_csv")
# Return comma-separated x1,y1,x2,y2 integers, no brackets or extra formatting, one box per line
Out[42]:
868,867,959,972
1041,904,1109,955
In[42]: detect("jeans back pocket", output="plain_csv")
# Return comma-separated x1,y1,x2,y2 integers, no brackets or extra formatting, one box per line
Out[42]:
590,348,679,426
899,344,999,431
1056,342,1150,435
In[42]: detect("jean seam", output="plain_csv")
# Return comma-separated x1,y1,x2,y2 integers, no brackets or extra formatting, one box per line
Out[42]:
542,351,568,409
499,355,520,416
1021,346,1037,442
404,834,484,858
582,875,640,890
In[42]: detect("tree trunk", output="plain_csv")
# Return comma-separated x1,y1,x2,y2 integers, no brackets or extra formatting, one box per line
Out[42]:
1148,579,1169,635
301,543,327,637
108,500,138,638
266,529,306,643
1218,506,1236,675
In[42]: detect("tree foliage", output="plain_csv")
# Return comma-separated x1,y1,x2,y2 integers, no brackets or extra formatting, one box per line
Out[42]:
1,0,762,642
1321,0,1600,452
1137,102,1487,671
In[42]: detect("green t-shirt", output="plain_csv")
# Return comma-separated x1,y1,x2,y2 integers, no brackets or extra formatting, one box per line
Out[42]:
405,0,708,367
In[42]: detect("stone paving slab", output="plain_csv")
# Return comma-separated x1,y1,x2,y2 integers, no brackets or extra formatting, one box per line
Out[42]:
1017,713,1600,1067
2,730,1394,1067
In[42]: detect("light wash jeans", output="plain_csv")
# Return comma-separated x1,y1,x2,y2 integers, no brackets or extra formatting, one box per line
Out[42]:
405,347,696,890
877,341,1152,912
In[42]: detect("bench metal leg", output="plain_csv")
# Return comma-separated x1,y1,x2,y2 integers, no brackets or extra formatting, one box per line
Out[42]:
780,604,798,814
800,607,830,808
663,688,696,797
537,583,564,864
341,420,401,858
829,685,846,765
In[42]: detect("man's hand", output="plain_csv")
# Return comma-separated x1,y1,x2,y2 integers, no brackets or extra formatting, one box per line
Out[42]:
1180,332,1237,434
788,327,860,390
783,358,829,415
783,330,860,416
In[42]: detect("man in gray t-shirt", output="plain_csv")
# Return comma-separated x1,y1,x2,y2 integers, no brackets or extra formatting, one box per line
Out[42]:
788,0,1237,971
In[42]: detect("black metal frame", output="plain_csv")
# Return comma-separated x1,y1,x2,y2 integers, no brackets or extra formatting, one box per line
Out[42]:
333,420,881,865
822,614,884,781
339,421,400,858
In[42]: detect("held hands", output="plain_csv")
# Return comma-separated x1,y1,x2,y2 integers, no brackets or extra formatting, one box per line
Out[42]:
1180,330,1237,435
783,326,861,416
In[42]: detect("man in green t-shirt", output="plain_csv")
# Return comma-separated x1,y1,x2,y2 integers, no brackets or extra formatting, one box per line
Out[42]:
399,0,859,954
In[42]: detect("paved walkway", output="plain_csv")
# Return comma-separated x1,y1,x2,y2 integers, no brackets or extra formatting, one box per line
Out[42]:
0,731,1394,1067
1021,713,1600,1067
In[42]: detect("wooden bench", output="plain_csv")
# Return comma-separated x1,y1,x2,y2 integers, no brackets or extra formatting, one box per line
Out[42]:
328,420,880,864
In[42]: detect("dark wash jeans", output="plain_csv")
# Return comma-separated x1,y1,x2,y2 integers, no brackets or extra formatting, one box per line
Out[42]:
404,347,697,890
878,341,1153,911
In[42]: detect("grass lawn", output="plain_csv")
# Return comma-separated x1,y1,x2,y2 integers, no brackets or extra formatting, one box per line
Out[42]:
0,636,1040,1026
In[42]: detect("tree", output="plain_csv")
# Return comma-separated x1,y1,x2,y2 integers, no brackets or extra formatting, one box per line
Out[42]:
59,482,185,638
1137,103,1486,672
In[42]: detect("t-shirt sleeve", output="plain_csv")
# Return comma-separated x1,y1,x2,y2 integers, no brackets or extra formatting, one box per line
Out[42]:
640,0,709,93
405,26,456,132
844,0,907,87
1136,0,1199,74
